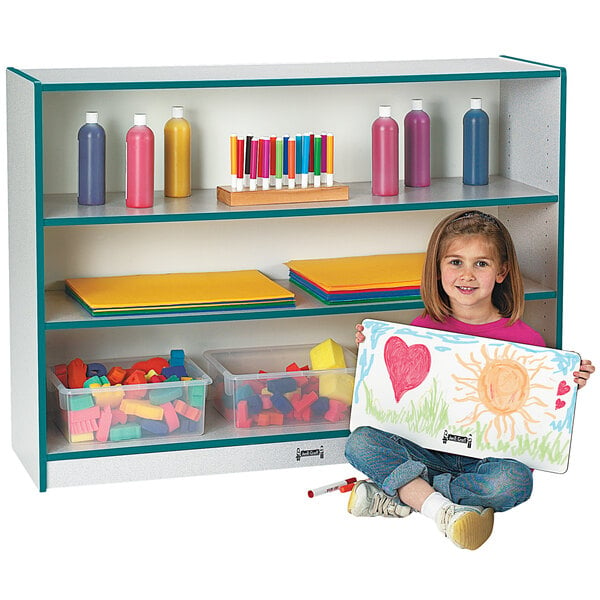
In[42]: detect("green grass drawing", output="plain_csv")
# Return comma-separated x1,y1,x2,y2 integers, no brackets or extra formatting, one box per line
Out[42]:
456,421,569,466
365,377,449,438
363,377,569,467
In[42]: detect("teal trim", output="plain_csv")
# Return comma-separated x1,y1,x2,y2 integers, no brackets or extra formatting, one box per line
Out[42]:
43,194,558,227
45,290,555,331
499,55,565,73
556,66,567,348
47,428,350,461
6,66,41,85
36,70,559,93
34,82,47,492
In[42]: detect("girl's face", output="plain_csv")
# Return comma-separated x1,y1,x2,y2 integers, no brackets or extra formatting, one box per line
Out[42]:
439,234,508,321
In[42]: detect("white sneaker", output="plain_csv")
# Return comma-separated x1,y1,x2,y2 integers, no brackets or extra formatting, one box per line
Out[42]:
436,503,494,550
347,480,412,518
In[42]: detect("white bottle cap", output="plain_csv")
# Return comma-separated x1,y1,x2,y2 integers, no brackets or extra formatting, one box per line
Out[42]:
412,99,423,110
470,98,482,109
172,106,184,118
134,113,147,126
86,112,99,123
379,105,392,117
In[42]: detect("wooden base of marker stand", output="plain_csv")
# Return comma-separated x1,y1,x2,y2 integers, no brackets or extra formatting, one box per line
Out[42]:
217,184,349,207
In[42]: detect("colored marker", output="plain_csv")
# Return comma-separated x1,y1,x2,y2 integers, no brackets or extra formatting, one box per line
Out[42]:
321,132,327,176
326,132,334,186
230,134,238,188
309,132,314,184
307,477,357,498
301,133,310,188
261,137,270,190
275,137,283,189
270,135,277,185
249,137,259,191
244,135,253,187
295,134,303,182
288,138,296,189
236,136,245,191
283,135,289,181
313,134,322,188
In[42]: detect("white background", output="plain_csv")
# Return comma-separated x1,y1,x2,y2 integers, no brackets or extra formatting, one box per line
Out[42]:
1,2,598,598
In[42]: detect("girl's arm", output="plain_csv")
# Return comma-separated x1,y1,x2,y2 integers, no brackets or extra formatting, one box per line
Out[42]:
574,359,595,389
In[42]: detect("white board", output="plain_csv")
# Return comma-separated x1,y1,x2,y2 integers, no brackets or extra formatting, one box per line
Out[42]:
350,319,581,473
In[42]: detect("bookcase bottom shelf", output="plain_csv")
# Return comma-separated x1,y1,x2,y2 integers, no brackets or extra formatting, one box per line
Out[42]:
46,433,348,488
45,406,350,488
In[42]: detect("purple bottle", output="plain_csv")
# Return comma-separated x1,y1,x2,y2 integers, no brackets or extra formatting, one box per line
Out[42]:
404,99,430,187
78,111,106,205
372,105,399,196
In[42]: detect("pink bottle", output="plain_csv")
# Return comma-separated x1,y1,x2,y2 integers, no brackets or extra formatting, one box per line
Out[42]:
372,105,399,196
404,99,430,187
126,113,155,208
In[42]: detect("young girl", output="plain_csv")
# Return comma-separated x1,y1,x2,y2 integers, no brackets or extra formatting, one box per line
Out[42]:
346,209,594,550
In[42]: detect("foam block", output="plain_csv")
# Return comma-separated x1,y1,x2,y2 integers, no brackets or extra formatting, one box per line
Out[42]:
109,423,142,441
309,338,347,370
318,373,354,405
120,398,164,420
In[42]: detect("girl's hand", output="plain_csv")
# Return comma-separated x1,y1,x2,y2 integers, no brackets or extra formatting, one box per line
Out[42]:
355,323,366,346
574,359,595,389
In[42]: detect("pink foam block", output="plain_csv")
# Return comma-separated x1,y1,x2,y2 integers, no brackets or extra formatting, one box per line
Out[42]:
235,400,253,428
173,399,202,422
68,405,101,424
324,398,348,422
292,391,319,420
162,401,180,432
70,419,99,434
95,405,112,442
111,408,128,425
261,393,273,410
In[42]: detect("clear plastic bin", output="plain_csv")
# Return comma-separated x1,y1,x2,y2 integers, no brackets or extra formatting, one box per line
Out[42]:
47,354,211,444
203,344,356,428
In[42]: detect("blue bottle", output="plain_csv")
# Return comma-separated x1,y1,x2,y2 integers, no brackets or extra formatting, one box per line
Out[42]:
462,98,489,186
78,111,106,205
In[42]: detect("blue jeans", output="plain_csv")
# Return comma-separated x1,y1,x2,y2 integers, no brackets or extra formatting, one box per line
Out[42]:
345,426,533,512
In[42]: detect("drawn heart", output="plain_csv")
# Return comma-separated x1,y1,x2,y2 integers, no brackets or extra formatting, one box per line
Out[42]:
555,398,566,410
384,336,431,403
557,380,571,396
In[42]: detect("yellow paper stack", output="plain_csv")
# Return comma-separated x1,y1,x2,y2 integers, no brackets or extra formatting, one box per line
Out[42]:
65,270,296,317
286,253,425,304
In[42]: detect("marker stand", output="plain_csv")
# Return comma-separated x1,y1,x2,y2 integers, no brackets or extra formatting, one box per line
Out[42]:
216,183,349,206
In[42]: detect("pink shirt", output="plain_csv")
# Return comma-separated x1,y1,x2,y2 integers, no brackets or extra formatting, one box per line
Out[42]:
411,314,546,347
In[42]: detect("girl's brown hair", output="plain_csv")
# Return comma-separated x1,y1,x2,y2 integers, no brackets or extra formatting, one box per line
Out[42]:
420,210,524,324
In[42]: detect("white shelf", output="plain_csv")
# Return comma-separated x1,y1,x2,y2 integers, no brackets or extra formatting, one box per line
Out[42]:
43,177,556,225
18,57,559,87
44,276,556,329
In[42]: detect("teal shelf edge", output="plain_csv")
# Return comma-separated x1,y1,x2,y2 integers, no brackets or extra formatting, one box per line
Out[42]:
36,70,560,92
44,194,558,227
46,428,350,461
45,291,556,331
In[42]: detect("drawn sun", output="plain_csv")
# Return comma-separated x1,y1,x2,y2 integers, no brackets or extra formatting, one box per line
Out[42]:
452,345,555,443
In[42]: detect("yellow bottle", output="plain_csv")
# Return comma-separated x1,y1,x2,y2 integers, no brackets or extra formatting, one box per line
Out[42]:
164,105,191,197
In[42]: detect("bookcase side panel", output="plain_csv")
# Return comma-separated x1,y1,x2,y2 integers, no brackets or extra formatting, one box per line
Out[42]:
7,71,42,489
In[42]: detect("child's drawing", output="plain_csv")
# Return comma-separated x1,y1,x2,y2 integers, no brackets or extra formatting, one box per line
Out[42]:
350,319,581,473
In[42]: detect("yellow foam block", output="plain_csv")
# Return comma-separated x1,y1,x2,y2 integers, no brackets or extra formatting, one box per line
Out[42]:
69,432,95,443
91,383,125,408
319,373,355,405
120,398,164,420
310,338,346,370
